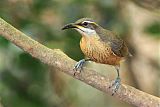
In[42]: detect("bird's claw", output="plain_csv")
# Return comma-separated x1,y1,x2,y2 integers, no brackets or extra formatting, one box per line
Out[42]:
73,59,86,76
109,77,121,96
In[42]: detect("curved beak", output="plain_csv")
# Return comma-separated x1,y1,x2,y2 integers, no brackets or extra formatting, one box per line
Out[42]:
61,23,77,30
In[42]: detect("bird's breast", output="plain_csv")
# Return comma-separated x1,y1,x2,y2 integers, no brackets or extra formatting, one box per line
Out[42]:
80,36,121,65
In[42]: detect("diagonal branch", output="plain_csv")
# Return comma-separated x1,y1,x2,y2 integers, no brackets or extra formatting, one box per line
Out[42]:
0,17,160,107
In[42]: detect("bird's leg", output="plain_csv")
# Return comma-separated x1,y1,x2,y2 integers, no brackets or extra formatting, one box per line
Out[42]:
109,65,121,96
73,58,90,76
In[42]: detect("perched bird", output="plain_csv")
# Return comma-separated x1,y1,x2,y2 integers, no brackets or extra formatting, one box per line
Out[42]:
62,18,131,95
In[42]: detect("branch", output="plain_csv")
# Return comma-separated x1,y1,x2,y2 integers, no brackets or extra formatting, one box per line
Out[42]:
0,17,160,107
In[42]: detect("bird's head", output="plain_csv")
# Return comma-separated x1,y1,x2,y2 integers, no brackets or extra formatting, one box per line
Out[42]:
62,18,100,36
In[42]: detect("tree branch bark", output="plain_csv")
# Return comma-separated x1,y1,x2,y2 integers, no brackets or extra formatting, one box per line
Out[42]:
0,17,160,107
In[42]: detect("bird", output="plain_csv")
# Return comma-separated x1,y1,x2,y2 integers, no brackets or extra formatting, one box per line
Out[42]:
62,18,131,95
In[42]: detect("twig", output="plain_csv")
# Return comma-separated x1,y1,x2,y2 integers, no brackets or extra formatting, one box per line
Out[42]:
0,17,160,107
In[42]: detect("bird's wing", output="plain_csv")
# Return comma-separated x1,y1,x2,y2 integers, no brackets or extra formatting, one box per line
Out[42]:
98,29,129,57
109,39,128,57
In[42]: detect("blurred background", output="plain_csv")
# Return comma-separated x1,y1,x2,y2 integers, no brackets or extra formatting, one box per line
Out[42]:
0,0,160,107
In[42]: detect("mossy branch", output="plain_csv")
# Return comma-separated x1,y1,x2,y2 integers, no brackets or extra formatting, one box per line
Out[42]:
0,17,160,107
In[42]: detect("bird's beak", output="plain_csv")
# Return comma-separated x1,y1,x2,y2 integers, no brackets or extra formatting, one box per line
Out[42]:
61,23,78,30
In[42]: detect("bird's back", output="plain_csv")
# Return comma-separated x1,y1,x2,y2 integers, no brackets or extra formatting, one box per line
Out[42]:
95,27,130,58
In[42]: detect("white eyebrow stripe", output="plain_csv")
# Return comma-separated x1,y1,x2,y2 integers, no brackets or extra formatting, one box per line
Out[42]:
82,20,94,24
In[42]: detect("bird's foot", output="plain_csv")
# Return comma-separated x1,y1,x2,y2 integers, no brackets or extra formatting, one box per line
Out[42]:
73,59,86,76
109,77,121,96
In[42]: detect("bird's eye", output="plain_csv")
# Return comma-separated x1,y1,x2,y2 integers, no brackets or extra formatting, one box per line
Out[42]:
83,22,88,26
